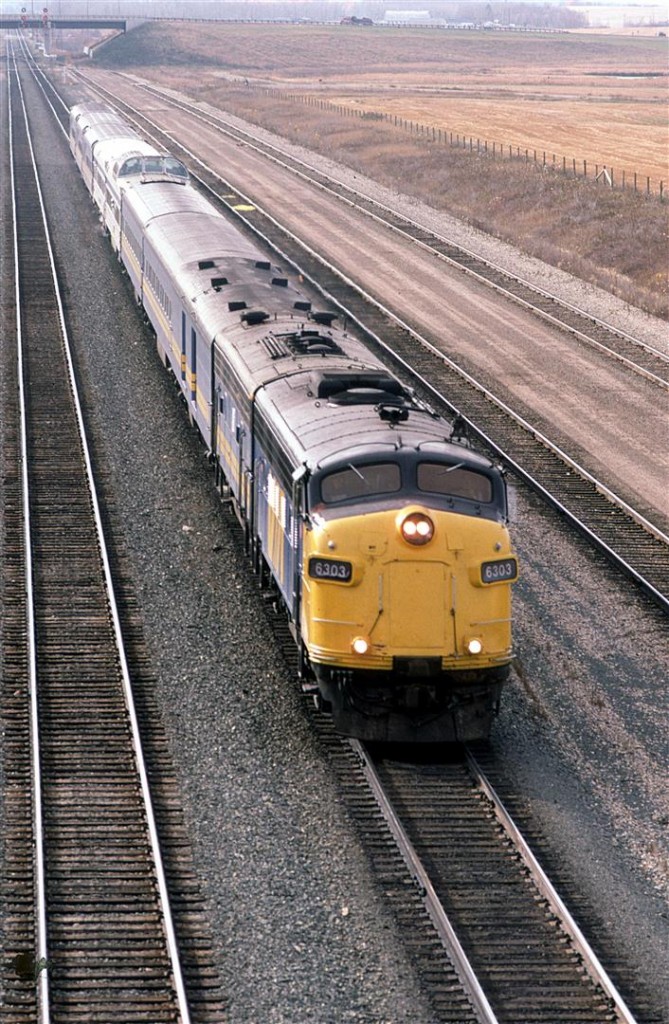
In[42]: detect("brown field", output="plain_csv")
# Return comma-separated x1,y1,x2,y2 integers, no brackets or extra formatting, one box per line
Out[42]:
98,23,669,184
90,22,669,315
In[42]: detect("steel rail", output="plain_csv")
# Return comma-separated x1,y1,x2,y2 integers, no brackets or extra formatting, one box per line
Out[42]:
90,69,668,384
26,54,660,1017
10,46,193,1024
352,738,641,1022
8,41,50,1024
348,740,500,1024
466,748,640,1024
16,33,70,128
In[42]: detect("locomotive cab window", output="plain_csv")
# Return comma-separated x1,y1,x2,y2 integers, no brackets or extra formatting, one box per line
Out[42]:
143,156,163,174
119,157,142,177
417,462,493,504
321,462,401,504
164,157,188,179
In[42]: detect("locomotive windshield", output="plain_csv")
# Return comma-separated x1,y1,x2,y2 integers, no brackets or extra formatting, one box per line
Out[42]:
321,462,401,503
417,462,493,503
164,157,188,179
117,155,188,180
315,456,503,519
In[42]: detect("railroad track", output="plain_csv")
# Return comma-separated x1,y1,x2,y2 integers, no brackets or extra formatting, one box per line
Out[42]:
1,46,225,1024
257,535,655,1023
49,68,668,612
13,44,666,1024
298,696,656,1023
85,71,669,388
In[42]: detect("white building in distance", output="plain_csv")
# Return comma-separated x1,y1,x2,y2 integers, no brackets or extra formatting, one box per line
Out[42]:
383,10,432,23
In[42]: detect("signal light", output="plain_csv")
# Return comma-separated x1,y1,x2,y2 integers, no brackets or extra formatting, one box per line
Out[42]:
400,512,434,546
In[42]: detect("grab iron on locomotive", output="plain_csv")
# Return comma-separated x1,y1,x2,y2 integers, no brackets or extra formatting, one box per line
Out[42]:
69,102,518,743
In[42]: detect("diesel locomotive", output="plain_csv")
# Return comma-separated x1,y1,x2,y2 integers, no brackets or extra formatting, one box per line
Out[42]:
69,102,518,743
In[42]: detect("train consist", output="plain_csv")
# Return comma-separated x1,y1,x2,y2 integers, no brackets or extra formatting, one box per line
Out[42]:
69,102,518,743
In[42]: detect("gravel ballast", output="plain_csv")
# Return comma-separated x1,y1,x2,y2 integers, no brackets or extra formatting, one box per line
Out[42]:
2,73,667,1022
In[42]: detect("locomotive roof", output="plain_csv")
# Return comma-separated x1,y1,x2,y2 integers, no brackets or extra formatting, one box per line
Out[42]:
254,369,491,475
215,316,493,477
109,168,493,481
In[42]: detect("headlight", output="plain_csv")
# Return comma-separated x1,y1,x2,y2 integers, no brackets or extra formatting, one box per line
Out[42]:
352,636,370,655
399,512,434,546
466,638,483,655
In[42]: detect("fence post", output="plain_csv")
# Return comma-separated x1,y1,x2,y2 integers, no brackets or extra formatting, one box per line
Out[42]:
634,172,637,192
584,160,587,178
647,177,651,195
661,181,664,201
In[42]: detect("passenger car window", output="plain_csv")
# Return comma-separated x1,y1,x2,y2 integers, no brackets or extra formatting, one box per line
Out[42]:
321,463,401,503
417,462,492,503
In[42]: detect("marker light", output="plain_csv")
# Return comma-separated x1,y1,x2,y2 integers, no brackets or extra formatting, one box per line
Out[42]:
466,638,483,655
352,636,370,655
400,512,434,546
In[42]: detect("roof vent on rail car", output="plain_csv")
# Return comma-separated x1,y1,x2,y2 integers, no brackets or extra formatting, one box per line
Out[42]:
313,371,412,411
311,311,338,326
241,310,270,326
286,330,344,357
199,260,216,270
259,330,344,361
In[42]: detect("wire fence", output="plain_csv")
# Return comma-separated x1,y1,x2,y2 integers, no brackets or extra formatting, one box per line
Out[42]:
254,84,666,202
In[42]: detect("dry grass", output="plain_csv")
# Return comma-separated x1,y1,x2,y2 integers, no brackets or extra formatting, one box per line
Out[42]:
95,22,669,317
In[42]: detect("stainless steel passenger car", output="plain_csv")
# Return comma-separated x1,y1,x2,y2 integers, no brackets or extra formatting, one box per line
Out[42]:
70,102,518,743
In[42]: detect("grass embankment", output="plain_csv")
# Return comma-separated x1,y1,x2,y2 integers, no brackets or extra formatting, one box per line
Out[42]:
96,23,669,318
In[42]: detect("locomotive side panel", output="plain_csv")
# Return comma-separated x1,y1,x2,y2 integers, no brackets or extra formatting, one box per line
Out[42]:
117,195,145,307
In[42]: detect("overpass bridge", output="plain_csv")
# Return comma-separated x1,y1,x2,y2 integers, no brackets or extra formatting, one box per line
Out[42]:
0,16,127,30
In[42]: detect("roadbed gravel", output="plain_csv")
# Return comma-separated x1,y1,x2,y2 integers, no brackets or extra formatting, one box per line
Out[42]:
2,76,667,1022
